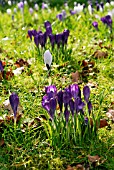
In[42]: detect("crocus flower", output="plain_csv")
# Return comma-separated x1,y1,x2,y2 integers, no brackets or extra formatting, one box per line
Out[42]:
83,86,90,103
7,9,11,15
34,34,39,47
57,90,63,112
62,29,70,45
92,21,98,30
75,97,85,114
56,33,63,48
49,34,56,49
70,10,77,15
29,7,33,14
39,32,46,48
69,84,81,99
63,88,72,105
45,85,57,95
42,94,57,119
64,107,70,123
0,61,4,71
56,13,63,21
46,26,52,36
87,101,92,115
18,1,24,9
44,50,52,70
69,99,75,116
44,21,51,28
101,15,112,28
42,2,48,9
34,4,39,11
9,92,19,120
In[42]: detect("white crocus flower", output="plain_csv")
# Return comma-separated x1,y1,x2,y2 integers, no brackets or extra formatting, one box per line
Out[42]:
74,3,83,14
7,9,12,15
44,50,52,70
110,1,114,6
13,8,17,13
34,4,39,11
88,5,92,15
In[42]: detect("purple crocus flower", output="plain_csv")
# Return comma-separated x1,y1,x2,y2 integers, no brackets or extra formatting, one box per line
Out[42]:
0,61,4,71
56,13,63,21
28,30,37,40
87,101,92,115
39,32,46,48
64,107,70,123
49,34,56,49
44,21,51,28
34,34,39,47
75,97,85,114
92,21,98,30
9,93,19,120
101,15,112,28
83,86,90,103
69,84,81,99
57,90,63,112
69,99,75,116
62,29,70,46
56,33,63,48
42,95,57,119
70,10,76,15
45,85,57,95
63,88,72,106
46,26,52,36
18,1,24,9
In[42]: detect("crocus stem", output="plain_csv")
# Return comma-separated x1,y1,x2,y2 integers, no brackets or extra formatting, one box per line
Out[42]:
14,118,16,129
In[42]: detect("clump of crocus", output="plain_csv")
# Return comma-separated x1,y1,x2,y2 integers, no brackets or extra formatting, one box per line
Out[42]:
101,15,112,29
9,92,19,126
28,21,70,50
92,21,98,30
42,84,92,122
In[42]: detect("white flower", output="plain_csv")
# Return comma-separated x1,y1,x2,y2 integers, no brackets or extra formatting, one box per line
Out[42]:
8,0,11,6
13,8,17,13
88,5,92,15
44,50,52,69
24,1,28,5
110,1,114,6
74,3,83,14
34,4,39,11
7,9,12,15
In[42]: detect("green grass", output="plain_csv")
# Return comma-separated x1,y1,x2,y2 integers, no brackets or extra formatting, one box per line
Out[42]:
0,4,114,170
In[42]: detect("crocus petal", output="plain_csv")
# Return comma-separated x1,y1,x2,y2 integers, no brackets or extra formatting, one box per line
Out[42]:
57,90,63,112
49,98,57,119
69,99,75,116
83,86,90,103
9,93,19,119
45,85,57,94
64,107,70,122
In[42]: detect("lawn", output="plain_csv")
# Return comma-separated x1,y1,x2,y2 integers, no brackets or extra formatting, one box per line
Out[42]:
0,1,114,170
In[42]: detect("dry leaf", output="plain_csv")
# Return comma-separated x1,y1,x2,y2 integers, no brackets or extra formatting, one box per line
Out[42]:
106,109,114,121
99,119,108,128
0,138,5,147
15,58,29,67
93,50,108,59
66,165,74,170
88,155,100,163
72,71,80,83
76,164,85,170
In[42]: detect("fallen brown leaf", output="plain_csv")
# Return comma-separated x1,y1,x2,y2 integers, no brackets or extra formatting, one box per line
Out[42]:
87,155,100,163
93,50,108,59
71,71,80,83
0,138,5,147
66,165,74,170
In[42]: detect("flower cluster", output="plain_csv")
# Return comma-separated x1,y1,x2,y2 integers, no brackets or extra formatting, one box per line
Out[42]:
42,84,92,122
101,15,112,28
28,21,70,49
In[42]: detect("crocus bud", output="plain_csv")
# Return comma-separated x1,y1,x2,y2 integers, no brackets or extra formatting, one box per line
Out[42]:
9,92,19,120
44,50,52,70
